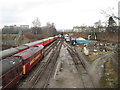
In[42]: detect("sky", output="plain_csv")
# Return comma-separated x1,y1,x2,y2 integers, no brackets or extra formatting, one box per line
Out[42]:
0,0,120,29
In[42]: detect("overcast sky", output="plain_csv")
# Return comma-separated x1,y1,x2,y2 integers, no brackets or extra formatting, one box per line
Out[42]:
0,0,119,29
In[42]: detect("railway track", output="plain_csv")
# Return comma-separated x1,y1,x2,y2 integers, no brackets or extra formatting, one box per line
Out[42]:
44,39,58,56
64,42,95,88
16,39,62,88
31,40,62,88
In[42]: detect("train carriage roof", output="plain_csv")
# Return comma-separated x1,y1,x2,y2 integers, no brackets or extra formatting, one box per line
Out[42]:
55,35,58,37
34,40,44,44
0,57,22,75
14,45,44,60
42,38,49,41
24,40,43,47
0,48,19,59
15,45,29,50
48,37,54,39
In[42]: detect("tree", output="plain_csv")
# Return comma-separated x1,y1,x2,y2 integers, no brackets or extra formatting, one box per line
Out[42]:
32,18,41,35
106,17,117,33
46,22,55,28
94,20,102,28
32,17,41,27
46,22,51,27
100,8,118,33
108,16,116,27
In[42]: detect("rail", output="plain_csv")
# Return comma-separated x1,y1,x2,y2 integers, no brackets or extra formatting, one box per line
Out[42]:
64,42,95,88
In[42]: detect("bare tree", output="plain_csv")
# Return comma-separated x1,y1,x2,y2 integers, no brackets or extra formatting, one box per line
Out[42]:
46,22,55,27
32,17,41,35
108,16,116,27
94,20,102,28
32,17,41,27
100,8,118,32
46,22,51,27
100,8,118,26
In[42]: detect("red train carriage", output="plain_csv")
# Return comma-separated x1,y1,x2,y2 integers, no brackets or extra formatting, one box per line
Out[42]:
55,36,58,39
13,45,44,75
0,57,23,89
33,40,44,46
48,37,55,43
43,38,50,46
52,37,55,42
51,37,55,42
23,40,44,48
56,36,58,39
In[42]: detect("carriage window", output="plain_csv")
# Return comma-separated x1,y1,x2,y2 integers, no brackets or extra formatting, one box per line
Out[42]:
20,65,23,73
16,68,19,74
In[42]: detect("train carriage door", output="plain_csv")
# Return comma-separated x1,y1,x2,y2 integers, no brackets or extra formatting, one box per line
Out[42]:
16,64,23,75
16,66,21,75
19,65,23,74
15,67,19,76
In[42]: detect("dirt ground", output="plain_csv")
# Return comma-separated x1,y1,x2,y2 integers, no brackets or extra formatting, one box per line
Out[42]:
48,44,84,88
48,43,94,88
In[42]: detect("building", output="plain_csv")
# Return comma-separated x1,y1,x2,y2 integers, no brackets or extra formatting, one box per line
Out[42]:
3,25,17,29
97,27,106,32
73,26,81,32
20,25,29,29
118,1,120,26
73,26,94,32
